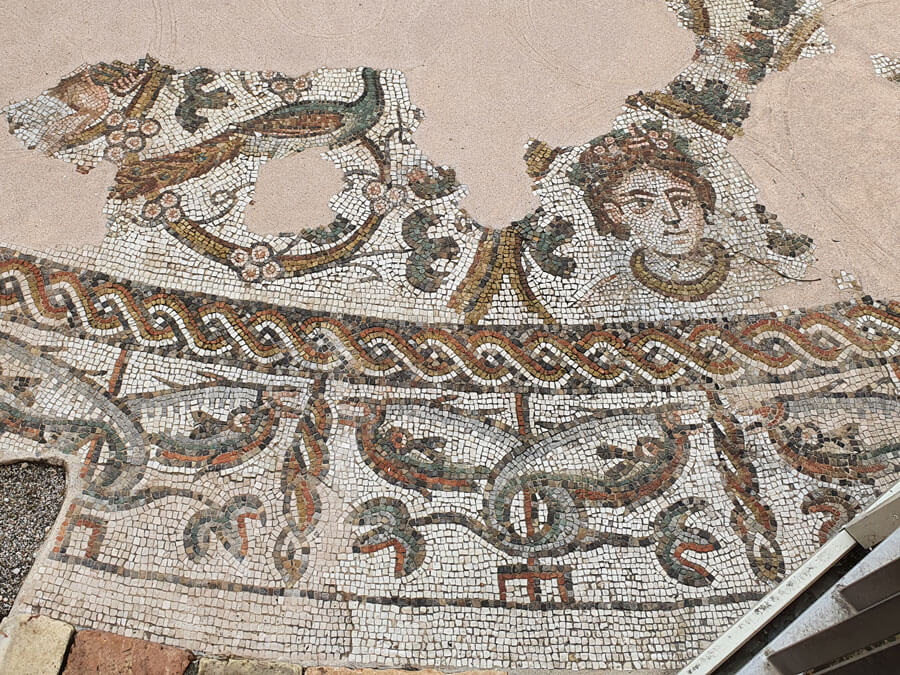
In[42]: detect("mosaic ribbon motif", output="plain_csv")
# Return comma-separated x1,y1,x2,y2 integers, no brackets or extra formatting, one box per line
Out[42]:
3,252,900,388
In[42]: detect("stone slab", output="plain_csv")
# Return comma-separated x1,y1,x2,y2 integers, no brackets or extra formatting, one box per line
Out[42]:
307,670,505,675
197,657,303,674
0,613,74,675
62,629,192,675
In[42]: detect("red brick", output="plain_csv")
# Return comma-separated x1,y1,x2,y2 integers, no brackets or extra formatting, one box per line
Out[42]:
62,630,192,675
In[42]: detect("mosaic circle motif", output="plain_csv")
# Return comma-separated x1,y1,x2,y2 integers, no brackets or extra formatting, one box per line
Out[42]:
2,0,899,670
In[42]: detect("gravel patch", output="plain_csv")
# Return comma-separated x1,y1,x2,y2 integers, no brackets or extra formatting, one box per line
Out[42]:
0,461,66,619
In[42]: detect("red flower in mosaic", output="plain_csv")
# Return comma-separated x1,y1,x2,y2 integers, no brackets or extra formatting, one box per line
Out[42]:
105,110,125,128
261,260,284,280
104,145,125,163
141,202,162,220
229,249,250,267
124,135,144,152
140,119,160,137
365,180,408,215
228,242,282,283
250,243,272,263
387,187,407,203
240,265,261,281
365,181,385,198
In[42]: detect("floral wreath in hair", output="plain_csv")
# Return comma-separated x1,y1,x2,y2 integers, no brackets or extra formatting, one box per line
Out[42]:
567,121,716,241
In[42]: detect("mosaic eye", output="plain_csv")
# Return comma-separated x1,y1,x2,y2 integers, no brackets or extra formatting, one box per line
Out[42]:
629,197,653,212
228,410,253,433
797,423,821,446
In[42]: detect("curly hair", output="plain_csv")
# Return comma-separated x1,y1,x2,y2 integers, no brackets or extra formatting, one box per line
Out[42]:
568,124,716,240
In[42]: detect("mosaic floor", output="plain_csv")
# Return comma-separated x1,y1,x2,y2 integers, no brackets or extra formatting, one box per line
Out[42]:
1,0,899,670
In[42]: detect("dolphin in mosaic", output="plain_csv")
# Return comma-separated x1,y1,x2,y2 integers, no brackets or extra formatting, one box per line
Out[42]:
0,331,148,499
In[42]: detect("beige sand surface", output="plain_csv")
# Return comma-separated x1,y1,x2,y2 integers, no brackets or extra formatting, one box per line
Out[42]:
0,0,692,244
0,0,897,305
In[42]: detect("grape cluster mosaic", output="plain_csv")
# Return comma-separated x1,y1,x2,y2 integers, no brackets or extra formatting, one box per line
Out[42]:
2,0,899,670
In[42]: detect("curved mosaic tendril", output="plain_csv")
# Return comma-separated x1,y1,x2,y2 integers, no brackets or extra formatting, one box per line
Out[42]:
352,498,427,578
184,495,266,562
708,392,784,581
653,498,721,587
801,489,861,546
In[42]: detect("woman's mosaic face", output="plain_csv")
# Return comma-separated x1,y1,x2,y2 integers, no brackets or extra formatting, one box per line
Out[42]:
605,167,706,257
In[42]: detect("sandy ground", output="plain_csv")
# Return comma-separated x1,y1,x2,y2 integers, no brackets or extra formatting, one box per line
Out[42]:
0,462,66,619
